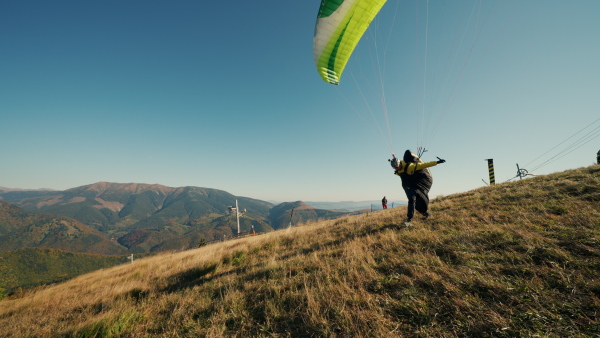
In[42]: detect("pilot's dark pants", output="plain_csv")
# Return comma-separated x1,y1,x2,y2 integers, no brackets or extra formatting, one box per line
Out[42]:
404,188,430,220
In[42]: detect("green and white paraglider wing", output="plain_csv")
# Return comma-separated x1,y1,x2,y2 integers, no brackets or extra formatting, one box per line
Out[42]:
313,0,388,85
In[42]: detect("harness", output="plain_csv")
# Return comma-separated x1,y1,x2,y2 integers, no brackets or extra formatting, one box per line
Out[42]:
398,160,433,192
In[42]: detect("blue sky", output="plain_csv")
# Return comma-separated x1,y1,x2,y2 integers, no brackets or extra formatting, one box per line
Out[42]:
1,0,599,203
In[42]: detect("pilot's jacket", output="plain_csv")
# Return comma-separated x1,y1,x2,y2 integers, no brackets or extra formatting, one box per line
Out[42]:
394,159,437,192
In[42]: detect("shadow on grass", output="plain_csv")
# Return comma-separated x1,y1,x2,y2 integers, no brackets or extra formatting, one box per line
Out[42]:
157,220,407,294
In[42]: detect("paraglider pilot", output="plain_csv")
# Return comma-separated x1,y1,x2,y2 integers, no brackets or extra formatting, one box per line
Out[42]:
389,150,446,225
382,196,388,209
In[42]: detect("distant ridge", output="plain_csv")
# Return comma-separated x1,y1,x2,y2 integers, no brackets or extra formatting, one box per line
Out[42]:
75,182,176,195
306,200,406,211
267,201,349,227
0,182,354,255
0,187,56,193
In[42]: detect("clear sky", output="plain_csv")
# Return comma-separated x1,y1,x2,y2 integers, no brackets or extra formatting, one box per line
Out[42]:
1,0,599,202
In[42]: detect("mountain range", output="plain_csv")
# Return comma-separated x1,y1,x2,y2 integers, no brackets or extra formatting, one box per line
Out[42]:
0,182,353,255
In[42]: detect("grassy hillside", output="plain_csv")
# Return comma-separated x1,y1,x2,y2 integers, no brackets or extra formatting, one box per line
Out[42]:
0,166,598,337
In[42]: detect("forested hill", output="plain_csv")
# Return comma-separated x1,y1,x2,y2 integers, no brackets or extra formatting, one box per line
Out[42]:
0,201,127,255
0,248,130,295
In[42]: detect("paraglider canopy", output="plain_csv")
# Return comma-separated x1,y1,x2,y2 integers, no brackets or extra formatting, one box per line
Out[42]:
313,0,388,85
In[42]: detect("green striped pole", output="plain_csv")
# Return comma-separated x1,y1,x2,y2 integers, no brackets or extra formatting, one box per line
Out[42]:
485,159,495,185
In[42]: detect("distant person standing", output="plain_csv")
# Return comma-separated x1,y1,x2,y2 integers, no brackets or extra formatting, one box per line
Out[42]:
382,196,388,209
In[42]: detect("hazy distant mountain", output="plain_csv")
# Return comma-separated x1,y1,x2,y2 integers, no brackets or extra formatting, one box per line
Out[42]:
0,201,127,255
305,200,407,211
0,187,56,193
267,201,349,229
0,188,59,202
0,182,353,254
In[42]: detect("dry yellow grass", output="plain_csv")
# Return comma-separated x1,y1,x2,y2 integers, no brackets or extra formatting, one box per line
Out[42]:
1,166,599,337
